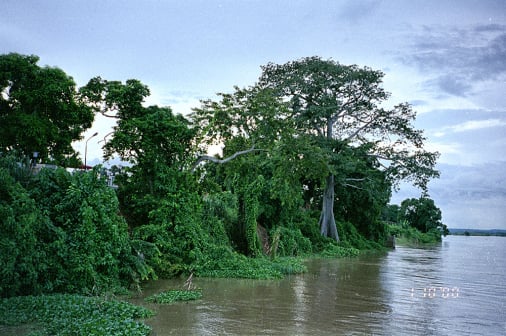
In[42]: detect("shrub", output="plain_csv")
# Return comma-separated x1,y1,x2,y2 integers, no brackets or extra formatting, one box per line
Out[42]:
0,167,53,297
0,158,154,297
270,226,312,257
387,221,442,245
28,167,153,294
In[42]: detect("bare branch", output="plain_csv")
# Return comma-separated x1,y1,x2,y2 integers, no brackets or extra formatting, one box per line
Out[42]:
98,131,114,144
345,177,366,182
99,111,119,118
342,114,376,143
342,183,367,191
191,146,265,172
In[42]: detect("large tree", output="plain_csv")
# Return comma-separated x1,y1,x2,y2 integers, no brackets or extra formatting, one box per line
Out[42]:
80,77,196,226
192,86,306,254
193,57,438,240
0,53,93,165
258,57,439,241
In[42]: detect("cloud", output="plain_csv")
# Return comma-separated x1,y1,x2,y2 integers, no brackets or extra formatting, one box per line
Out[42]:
413,107,506,165
424,141,461,156
392,162,506,229
431,162,506,229
433,118,506,136
145,89,205,115
451,119,506,132
409,99,428,107
401,24,506,96
432,75,472,97
336,0,382,24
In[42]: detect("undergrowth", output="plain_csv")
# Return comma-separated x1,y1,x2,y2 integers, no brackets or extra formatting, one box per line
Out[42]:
317,244,361,258
193,246,307,279
387,222,442,245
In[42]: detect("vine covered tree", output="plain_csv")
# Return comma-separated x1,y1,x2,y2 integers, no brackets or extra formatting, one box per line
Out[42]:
258,57,439,241
0,53,93,165
193,57,440,242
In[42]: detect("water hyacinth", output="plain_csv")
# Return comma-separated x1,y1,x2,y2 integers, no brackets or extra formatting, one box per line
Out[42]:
0,294,154,336
145,290,203,304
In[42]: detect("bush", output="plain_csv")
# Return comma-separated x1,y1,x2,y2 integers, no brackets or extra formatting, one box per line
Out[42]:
0,158,153,297
387,221,442,245
270,226,312,257
0,167,53,297
28,167,153,294
193,244,306,279
336,220,382,250
318,244,360,258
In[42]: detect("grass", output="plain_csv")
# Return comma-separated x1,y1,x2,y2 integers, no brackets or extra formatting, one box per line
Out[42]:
0,294,154,336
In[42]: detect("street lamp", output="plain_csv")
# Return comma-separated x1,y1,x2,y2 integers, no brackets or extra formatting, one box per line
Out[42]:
84,132,98,171
31,151,39,170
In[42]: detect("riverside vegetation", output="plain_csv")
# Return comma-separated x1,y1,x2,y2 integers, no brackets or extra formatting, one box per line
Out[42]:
0,53,446,335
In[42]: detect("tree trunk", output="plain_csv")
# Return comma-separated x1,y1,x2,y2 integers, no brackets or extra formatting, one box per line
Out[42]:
319,174,340,241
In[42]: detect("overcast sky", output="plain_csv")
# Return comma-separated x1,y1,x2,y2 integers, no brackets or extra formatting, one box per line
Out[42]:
2,0,505,229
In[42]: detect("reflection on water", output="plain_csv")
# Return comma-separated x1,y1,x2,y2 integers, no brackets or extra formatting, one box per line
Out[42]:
132,236,506,335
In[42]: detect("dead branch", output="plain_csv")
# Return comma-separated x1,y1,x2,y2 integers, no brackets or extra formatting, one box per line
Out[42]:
191,146,265,172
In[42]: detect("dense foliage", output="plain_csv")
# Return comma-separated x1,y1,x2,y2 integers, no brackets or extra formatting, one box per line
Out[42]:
383,197,448,243
0,294,153,335
399,197,448,235
0,53,445,307
0,156,152,298
0,53,93,166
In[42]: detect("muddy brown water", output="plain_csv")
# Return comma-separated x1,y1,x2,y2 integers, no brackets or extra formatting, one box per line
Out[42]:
131,236,506,335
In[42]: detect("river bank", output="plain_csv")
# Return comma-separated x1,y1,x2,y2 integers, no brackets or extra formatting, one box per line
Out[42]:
4,236,502,335
131,235,506,335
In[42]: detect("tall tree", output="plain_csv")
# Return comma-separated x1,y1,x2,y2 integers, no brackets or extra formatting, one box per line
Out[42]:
258,57,439,241
192,86,303,255
0,53,93,165
81,77,196,226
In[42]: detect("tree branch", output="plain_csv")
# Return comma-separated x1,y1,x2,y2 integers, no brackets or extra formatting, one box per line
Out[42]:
98,131,114,144
98,110,119,118
191,146,265,172
345,177,366,182
342,114,376,143
342,183,367,191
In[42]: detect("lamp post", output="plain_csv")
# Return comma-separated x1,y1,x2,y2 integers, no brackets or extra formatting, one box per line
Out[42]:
32,151,39,170
84,132,98,171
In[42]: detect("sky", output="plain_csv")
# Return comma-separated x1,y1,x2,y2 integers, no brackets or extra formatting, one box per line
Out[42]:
2,0,505,230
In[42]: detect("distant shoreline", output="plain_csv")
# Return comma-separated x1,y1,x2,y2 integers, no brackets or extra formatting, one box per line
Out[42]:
449,228,506,237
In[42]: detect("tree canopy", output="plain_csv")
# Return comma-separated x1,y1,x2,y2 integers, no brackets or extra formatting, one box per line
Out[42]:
0,53,446,297
0,53,93,165
400,197,448,235
193,56,440,241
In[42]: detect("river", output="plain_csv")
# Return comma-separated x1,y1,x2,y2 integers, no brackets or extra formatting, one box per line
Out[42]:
133,236,506,335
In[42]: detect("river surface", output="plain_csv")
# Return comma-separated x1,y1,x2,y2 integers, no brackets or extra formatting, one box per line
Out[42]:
132,236,506,335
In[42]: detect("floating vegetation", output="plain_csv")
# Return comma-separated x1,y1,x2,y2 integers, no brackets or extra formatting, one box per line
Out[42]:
0,294,154,336
318,244,361,258
145,290,203,304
